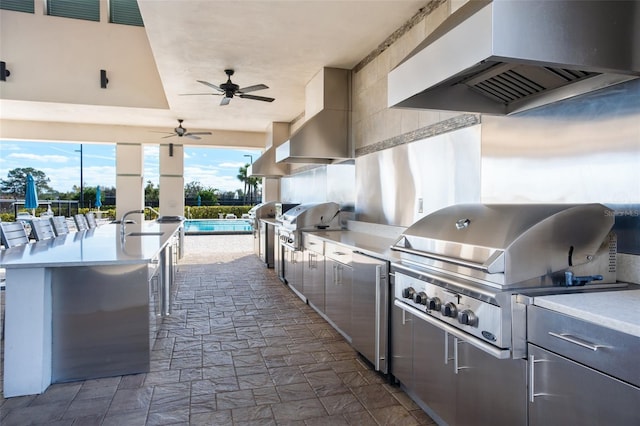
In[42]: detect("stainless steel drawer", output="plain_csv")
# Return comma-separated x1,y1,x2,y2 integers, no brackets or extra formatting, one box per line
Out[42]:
528,305,640,387
324,241,352,265
303,233,324,254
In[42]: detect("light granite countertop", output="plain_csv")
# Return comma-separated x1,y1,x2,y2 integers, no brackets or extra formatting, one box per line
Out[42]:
533,288,640,337
0,221,182,269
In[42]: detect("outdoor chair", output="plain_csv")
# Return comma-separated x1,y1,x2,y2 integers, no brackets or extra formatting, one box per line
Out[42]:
30,218,56,241
85,212,97,229
73,214,89,231
0,221,30,248
50,216,70,236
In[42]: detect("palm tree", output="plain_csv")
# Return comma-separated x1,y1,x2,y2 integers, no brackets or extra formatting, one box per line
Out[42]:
237,164,249,204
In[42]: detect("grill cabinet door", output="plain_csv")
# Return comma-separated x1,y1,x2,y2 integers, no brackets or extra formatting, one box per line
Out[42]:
324,257,352,340
390,301,413,389
528,344,640,426
303,249,325,313
456,340,527,426
413,321,456,426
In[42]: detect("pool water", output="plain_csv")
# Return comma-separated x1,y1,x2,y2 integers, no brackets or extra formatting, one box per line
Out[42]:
184,219,253,234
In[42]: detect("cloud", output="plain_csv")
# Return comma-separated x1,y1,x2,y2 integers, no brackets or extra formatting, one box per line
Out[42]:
219,161,246,168
9,153,69,163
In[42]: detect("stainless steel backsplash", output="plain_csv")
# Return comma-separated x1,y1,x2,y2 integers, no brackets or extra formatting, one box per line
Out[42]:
281,79,639,261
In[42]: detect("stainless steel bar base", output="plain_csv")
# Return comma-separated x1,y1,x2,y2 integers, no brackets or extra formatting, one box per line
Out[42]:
51,264,150,382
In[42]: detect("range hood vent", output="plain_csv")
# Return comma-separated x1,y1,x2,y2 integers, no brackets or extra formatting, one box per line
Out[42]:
276,68,351,164
248,146,290,178
276,109,350,164
388,0,640,115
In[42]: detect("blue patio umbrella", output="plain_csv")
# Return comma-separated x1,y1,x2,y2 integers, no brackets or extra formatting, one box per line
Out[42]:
196,194,201,206
95,186,102,209
24,173,39,215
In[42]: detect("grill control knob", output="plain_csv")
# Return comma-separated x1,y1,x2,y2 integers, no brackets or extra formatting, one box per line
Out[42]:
413,291,428,305
458,309,478,326
402,287,416,299
427,297,441,311
441,302,458,318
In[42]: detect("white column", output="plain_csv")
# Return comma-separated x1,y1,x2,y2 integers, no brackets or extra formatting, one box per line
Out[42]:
116,143,144,221
159,142,185,217
4,268,52,397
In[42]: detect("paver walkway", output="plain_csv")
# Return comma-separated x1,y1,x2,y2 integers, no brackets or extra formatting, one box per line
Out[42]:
0,234,435,425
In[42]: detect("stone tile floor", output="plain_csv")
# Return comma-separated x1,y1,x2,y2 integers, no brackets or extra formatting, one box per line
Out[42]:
0,234,435,425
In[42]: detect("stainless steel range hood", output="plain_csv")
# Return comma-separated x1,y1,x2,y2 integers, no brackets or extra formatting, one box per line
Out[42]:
276,68,351,164
388,0,640,115
275,109,350,164
248,146,290,178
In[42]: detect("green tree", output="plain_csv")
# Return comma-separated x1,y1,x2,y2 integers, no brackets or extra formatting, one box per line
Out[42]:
237,165,249,203
184,181,205,199
144,180,159,204
198,188,218,205
0,167,52,198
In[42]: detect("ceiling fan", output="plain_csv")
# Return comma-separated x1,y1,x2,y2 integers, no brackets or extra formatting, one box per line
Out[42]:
156,119,212,140
182,69,275,106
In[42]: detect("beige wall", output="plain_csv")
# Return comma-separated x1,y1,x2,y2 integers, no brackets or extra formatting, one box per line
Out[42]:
352,0,462,151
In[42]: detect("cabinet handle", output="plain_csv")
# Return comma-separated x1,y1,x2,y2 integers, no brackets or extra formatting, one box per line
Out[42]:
444,332,454,365
453,338,470,374
529,354,551,402
548,332,610,351
402,309,411,325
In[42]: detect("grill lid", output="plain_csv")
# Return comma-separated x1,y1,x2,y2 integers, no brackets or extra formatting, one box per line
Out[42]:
392,204,614,285
281,202,341,231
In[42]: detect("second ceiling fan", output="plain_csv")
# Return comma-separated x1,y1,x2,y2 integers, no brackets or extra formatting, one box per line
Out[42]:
184,69,275,106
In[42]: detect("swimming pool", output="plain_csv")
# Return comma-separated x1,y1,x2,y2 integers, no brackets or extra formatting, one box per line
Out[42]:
183,219,253,234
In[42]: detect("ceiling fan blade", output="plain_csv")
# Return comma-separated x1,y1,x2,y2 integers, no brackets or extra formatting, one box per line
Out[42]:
162,134,177,139
179,93,222,96
220,97,232,106
197,80,224,92
238,84,268,94
186,132,212,136
185,134,201,140
239,94,275,102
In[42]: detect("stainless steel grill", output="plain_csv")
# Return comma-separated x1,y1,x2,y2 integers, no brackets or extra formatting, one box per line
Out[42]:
391,203,620,357
279,202,342,250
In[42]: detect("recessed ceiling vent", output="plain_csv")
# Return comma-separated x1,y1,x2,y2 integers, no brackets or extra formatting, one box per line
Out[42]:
388,0,640,115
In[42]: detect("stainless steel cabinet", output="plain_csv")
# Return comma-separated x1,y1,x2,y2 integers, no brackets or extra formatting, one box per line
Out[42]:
527,305,640,426
413,319,456,426
457,340,527,426
303,235,325,313
325,242,352,340
351,252,388,373
391,300,413,390
528,344,640,426
284,245,304,301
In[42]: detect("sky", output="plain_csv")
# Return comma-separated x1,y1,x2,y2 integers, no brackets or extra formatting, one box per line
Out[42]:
0,140,262,194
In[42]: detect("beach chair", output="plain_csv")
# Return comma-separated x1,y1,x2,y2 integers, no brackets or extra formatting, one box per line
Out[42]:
50,216,70,236
85,212,98,228
74,214,89,231
30,218,56,241
0,221,30,248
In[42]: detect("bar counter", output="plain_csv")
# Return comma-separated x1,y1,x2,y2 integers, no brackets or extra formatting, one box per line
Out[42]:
1,221,182,398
